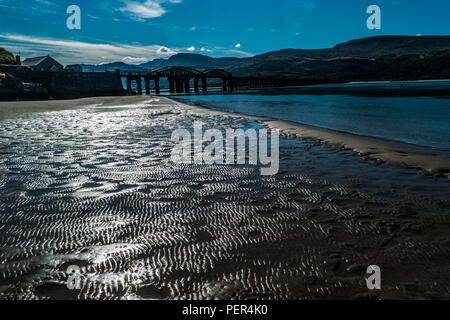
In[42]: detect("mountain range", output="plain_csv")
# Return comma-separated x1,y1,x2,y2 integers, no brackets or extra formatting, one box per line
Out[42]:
81,36,450,81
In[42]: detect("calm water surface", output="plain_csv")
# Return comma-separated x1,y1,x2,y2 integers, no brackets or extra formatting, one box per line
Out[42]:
175,82,450,153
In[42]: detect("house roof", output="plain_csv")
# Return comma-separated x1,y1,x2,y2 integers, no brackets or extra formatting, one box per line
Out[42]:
22,56,49,66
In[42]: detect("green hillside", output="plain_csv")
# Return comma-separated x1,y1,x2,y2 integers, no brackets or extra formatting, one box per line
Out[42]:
229,49,450,81
229,35,450,81
330,35,450,58
0,47,16,65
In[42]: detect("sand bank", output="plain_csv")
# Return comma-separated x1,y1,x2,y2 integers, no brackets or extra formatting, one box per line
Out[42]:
2,95,449,179
265,120,450,179
345,79,450,85
171,98,450,179
0,96,154,121
171,97,450,179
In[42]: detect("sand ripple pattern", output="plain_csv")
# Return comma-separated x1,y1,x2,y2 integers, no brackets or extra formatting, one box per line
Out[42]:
0,98,449,300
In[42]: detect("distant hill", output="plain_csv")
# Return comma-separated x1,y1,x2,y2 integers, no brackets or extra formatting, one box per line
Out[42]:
253,48,329,59
229,50,450,81
80,61,145,72
330,35,450,57
231,36,450,80
252,36,450,59
86,53,245,72
0,48,16,65
80,35,450,81
155,53,242,69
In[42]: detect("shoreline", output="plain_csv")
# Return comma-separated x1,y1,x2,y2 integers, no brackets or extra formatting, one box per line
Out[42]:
2,95,449,179
345,79,450,85
265,120,450,179
172,98,450,179
0,96,153,121
1,78,449,103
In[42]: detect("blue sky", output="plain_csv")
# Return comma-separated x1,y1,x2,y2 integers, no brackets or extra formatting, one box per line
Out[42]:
0,0,449,65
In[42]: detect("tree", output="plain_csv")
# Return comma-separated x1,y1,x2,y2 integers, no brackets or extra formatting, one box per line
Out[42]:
0,47,16,65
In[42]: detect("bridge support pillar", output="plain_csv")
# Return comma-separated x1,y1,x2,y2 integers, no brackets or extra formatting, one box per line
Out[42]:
222,78,227,92
184,79,190,94
169,78,175,94
145,77,151,95
155,78,160,95
136,77,143,95
228,78,233,93
202,77,207,93
194,77,199,94
126,77,132,92
176,79,183,93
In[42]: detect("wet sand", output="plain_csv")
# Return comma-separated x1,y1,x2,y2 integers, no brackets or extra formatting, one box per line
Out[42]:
0,96,449,300
173,98,450,179
265,120,450,179
0,96,153,121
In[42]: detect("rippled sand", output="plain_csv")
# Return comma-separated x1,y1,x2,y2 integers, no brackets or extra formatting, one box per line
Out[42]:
0,97,449,300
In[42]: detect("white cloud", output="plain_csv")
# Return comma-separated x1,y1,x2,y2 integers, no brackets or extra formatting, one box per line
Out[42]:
186,46,196,52
212,45,253,57
33,0,55,6
0,34,178,65
157,46,176,55
120,1,165,19
189,26,197,31
119,0,182,20
0,0,59,14
235,43,241,48
122,56,150,64
228,49,253,57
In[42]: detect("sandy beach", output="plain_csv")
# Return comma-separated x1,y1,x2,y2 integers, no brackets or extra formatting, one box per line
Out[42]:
0,96,449,300
266,120,450,179
0,96,153,121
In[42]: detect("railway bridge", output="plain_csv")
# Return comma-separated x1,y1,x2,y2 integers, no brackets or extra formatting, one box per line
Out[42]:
118,66,337,95
118,67,233,95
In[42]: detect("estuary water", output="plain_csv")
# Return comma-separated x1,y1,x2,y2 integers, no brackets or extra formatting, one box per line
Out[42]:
174,81,450,153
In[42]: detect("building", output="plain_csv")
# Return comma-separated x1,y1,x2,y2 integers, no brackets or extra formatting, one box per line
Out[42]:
22,56,63,72
64,64,83,72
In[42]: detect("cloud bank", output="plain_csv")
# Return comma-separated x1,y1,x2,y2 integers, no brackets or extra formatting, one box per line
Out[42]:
0,34,178,65
119,0,182,20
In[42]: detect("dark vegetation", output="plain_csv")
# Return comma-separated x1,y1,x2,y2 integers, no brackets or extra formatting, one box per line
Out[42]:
0,47,16,65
